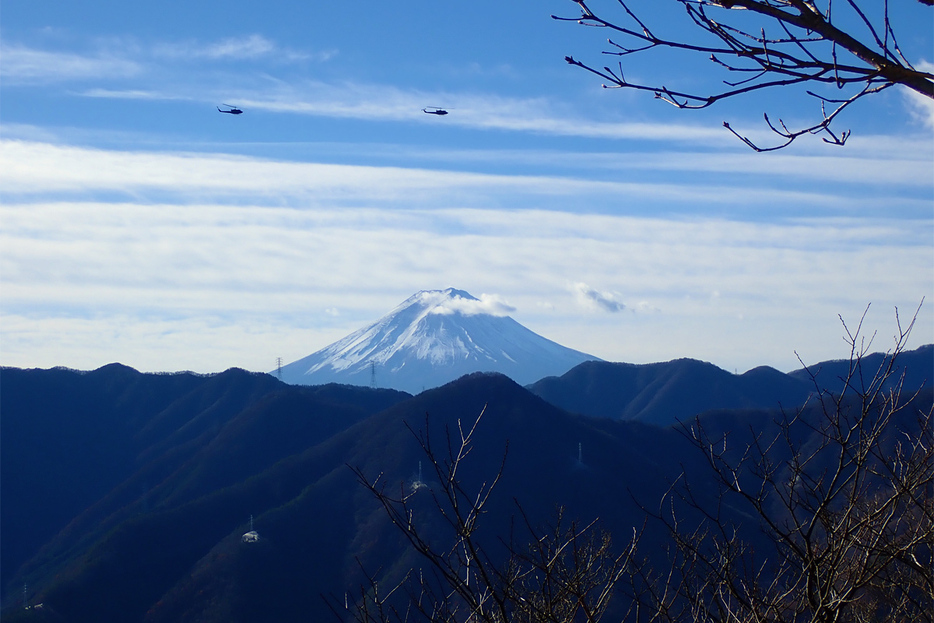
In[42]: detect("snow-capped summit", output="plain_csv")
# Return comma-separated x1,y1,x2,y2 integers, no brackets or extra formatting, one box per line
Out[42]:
277,288,600,394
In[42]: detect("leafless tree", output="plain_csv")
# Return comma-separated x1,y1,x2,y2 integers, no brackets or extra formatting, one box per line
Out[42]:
331,408,639,623
554,0,934,150
629,304,933,621
333,308,931,622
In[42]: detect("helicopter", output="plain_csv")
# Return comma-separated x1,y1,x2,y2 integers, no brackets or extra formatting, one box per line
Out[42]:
422,107,448,116
217,104,243,115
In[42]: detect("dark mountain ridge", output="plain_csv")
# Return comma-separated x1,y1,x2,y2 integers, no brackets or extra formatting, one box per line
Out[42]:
8,371,929,622
3,344,930,620
526,357,812,425
526,344,933,425
7,373,698,622
0,364,273,586
787,343,933,395
0,365,409,597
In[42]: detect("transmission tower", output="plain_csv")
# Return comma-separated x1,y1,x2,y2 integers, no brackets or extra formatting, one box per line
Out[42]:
370,361,377,388
276,357,283,380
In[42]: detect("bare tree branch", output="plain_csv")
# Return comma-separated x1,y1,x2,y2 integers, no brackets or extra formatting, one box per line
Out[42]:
631,303,933,621
332,407,640,623
554,0,933,149
332,305,931,622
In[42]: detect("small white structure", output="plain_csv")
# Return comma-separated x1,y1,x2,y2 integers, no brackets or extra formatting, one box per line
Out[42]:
241,530,260,543
241,514,260,542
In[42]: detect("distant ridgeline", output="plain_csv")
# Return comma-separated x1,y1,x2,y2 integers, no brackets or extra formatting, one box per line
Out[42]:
0,343,930,621
527,344,933,426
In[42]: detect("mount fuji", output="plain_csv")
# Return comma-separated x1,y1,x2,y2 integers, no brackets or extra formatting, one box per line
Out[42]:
278,288,600,394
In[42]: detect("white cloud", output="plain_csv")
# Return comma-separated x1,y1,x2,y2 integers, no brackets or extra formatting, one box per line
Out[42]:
904,61,934,131
573,283,627,313
4,140,927,218
12,34,918,149
286,137,933,190
0,35,328,88
0,44,141,83
232,82,734,144
202,34,275,59
80,88,190,101
1,200,930,374
151,34,321,62
0,141,929,374
63,72,934,153
573,148,934,188
429,293,516,316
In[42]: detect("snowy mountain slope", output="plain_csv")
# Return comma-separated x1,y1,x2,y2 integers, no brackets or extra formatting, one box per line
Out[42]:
278,289,600,393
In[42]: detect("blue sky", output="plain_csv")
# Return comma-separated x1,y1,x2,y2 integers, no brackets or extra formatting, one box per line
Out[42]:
2,0,932,375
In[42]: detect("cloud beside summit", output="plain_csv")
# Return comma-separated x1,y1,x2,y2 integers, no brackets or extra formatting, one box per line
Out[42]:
574,283,627,313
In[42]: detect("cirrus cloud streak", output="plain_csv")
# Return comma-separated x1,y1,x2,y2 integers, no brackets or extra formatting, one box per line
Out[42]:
3,140,928,220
